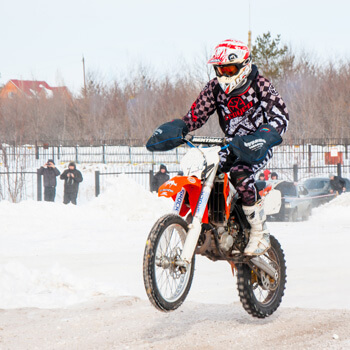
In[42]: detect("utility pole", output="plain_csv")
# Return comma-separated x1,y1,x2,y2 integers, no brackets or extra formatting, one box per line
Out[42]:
248,1,252,51
82,55,87,97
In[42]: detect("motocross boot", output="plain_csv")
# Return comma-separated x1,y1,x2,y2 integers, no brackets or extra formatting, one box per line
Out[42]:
243,200,271,256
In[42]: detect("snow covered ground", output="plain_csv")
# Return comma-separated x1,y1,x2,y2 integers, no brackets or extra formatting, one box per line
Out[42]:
0,175,349,310
1,176,350,348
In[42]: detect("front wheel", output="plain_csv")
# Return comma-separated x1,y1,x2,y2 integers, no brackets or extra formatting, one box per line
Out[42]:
143,214,195,312
236,235,286,318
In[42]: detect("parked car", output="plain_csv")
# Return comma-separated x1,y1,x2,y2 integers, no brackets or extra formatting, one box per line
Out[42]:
266,181,313,222
302,177,336,208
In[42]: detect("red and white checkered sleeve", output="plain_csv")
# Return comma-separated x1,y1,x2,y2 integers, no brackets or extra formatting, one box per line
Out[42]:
257,76,289,136
182,79,217,132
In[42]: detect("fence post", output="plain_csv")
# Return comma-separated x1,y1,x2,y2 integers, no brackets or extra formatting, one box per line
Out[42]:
293,164,298,182
75,145,79,163
95,170,100,197
337,163,342,177
308,144,312,173
35,141,39,160
149,170,153,192
102,144,106,164
37,169,42,201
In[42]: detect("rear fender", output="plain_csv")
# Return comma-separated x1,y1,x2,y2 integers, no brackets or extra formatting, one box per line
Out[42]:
158,176,209,222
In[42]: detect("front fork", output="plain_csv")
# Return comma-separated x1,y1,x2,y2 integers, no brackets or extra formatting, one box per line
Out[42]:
177,166,218,266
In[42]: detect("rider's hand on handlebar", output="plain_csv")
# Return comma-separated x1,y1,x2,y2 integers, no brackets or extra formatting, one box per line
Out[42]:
228,124,282,165
146,119,189,152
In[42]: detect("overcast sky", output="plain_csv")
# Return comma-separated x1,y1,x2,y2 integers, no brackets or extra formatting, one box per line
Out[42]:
1,0,349,92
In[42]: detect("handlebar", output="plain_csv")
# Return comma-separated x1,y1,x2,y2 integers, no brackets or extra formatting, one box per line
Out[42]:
184,134,227,146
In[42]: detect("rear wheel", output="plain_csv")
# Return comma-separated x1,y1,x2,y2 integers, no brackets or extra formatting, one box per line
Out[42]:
236,235,286,318
143,214,195,312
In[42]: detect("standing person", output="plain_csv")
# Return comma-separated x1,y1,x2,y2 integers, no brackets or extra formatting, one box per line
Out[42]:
256,173,267,191
329,174,346,195
151,164,170,193
60,162,83,205
271,172,278,180
38,159,60,202
147,39,289,256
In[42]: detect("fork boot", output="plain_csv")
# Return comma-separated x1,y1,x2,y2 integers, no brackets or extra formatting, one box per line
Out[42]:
243,200,271,256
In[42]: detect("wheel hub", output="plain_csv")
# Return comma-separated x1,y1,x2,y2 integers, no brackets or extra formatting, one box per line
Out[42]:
156,247,186,279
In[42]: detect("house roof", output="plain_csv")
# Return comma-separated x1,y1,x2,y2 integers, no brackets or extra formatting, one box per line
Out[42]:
8,80,69,98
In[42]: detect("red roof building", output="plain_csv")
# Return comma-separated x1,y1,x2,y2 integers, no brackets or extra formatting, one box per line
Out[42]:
0,79,70,99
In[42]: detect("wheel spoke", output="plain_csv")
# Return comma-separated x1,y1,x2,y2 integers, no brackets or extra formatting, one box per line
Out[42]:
152,222,192,303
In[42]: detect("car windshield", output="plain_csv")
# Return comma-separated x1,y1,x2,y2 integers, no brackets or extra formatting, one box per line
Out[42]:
304,179,329,190
275,182,297,197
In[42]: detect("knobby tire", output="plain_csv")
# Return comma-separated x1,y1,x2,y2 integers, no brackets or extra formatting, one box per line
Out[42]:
236,235,287,318
143,214,195,312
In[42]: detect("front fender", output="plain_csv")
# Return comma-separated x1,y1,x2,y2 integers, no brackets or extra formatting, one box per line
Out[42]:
158,176,209,222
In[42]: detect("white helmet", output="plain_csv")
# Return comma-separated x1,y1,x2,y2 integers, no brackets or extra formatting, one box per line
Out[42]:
208,39,252,94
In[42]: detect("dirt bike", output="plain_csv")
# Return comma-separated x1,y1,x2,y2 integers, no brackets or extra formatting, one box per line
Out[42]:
143,135,286,318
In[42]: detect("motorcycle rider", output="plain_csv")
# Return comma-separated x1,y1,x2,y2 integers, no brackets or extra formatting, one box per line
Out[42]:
147,39,289,256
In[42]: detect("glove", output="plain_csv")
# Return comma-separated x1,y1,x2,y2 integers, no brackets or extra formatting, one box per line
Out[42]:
228,124,282,165
146,119,188,152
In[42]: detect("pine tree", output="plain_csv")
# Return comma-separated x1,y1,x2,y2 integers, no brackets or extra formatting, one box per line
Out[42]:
252,32,294,81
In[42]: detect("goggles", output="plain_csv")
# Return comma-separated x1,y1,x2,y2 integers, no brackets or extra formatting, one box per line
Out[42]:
214,64,240,77
214,58,249,78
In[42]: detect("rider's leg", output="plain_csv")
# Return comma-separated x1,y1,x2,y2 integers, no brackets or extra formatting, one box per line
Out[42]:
230,164,270,256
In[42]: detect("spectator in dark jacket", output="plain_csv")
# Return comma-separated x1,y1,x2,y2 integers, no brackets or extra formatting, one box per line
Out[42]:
256,173,266,192
151,164,170,193
329,174,346,194
38,159,60,202
60,162,83,205
271,172,278,180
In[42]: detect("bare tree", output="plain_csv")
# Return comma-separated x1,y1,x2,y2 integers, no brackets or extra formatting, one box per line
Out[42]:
0,50,349,143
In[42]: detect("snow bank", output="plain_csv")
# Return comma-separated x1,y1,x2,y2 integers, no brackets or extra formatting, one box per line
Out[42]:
88,175,173,221
0,261,126,308
0,176,173,308
310,193,350,225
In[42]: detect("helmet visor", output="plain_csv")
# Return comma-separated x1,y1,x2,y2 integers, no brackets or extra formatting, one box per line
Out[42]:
214,64,239,77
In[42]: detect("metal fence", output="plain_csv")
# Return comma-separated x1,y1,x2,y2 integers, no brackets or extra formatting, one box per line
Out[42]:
0,139,349,202
0,171,37,202
267,141,350,181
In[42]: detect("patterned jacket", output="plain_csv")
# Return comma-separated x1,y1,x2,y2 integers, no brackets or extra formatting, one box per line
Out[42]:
182,66,289,139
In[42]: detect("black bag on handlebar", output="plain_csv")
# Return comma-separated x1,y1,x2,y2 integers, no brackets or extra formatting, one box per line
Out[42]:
229,124,282,165
146,119,188,152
